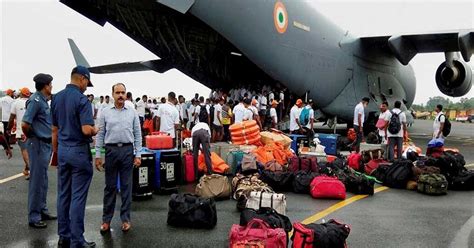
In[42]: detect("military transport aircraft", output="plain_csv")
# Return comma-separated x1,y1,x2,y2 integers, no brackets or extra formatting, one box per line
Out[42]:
60,0,473,124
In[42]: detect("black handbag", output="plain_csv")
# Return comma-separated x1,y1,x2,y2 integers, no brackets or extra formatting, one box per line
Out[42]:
261,170,294,192
240,207,292,233
167,193,217,229
306,219,351,248
292,171,318,194
449,170,474,191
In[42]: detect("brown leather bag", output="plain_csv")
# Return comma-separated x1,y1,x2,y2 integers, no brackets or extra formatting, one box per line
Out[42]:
195,174,232,199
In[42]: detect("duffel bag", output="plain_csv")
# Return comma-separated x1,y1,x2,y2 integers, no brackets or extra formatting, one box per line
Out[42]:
310,176,346,199
417,173,448,195
261,170,294,192
240,207,292,234
291,222,314,248
288,156,318,172
365,159,389,175
346,173,375,195
306,219,351,248
230,218,287,248
246,191,287,215
371,163,392,182
449,170,474,191
195,174,232,199
412,165,441,180
293,171,319,194
383,159,413,189
167,193,217,229
264,160,284,172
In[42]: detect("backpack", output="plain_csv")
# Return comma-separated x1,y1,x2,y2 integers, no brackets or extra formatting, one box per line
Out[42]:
388,110,401,134
299,107,310,126
383,159,413,189
439,114,451,137
198,105,209,123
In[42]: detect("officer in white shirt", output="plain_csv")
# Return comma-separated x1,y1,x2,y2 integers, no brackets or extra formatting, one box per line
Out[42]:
387,101,407,161
433,104,446,140
259,91,268,123
243,98,254,121
191,122,213,179
156,92,180,141
377,102,390,144
178,95,188,128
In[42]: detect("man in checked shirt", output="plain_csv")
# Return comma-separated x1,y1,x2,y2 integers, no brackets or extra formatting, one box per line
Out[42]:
95,83,142,234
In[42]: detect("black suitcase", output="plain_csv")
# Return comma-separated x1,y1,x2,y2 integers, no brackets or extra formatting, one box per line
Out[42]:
132,152,154,200
154,149,181,194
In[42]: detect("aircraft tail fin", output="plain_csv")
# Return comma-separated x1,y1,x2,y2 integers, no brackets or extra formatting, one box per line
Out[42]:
66,39,173,74
67,38,91,67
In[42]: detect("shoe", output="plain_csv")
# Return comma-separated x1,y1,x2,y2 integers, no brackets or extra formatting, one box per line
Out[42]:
58,238,70,248
121,222,131,232
29,221,47,229
41,213,57,221
100,222,110,235
81,241,96,248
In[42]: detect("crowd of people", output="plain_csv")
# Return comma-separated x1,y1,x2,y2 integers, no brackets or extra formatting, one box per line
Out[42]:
0,64,451,248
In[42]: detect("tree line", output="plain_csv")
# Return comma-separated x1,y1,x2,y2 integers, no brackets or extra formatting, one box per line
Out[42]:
412,96,474,112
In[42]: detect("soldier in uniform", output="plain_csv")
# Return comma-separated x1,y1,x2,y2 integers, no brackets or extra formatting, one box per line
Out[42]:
51,66,97,248
21,73,57,228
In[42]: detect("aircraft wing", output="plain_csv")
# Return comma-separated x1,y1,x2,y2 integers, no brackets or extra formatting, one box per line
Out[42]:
359,30,474,65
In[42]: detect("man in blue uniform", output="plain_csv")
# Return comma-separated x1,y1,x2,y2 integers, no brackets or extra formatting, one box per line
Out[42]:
51,66,98,248
21,73,57,229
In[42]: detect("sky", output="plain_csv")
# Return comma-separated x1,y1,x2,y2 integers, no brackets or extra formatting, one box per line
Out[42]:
1,0,473,104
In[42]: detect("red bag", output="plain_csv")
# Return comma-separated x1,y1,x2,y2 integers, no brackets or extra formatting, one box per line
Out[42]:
310,176,346,200
347,153,362,171
229,219,287,248
291,222,314,248
365,159,388,175
289,156,318,172
146,132,174,149
184,151,195,183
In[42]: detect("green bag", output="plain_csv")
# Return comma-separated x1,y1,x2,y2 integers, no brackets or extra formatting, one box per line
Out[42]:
417,173,448,195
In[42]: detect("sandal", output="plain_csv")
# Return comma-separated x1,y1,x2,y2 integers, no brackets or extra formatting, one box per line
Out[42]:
121,222,131,232
100,222,110,234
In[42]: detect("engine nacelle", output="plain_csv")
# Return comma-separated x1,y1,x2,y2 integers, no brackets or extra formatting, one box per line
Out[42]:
435,60,472,97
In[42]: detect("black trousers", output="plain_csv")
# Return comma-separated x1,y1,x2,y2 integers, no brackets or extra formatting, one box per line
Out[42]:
192,129,213,178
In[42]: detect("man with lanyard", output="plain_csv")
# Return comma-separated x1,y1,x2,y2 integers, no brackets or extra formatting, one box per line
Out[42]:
433,104,446,140
95,83,142,234
8,87,31,179
156,92,180,146
51,66,98,248
353,97,370,152
22,74,57,229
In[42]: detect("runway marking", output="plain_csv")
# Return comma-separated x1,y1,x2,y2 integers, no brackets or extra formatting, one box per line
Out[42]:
288,186,389,237
300,186,390,225
0,173,23,184
449,215,474,248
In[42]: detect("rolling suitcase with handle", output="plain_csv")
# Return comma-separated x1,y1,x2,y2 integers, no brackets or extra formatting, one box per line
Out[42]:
153,149,180,194
131,152,154,200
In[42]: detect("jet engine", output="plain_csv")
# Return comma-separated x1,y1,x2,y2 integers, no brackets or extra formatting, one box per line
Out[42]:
435,58,472,97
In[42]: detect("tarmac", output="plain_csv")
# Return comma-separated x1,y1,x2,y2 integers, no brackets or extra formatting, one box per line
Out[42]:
0,119,473,248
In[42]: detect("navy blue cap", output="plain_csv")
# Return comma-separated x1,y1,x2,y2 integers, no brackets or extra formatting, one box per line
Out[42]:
71,66,93,87
33,73,53,85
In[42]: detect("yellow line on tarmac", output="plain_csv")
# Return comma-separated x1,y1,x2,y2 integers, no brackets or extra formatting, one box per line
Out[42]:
0,173,23,184
289,186,390,237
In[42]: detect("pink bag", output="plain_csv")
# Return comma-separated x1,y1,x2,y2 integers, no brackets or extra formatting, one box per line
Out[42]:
375,119,386,129
229,219,287,248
